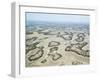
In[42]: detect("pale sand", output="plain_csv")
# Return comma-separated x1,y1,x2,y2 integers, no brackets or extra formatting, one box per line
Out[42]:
25,29,90,67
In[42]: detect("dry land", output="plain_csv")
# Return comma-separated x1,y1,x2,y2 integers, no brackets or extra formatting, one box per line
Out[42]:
25,25,90,67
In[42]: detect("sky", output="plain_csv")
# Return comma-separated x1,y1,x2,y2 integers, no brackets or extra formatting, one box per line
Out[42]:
26,12,90,24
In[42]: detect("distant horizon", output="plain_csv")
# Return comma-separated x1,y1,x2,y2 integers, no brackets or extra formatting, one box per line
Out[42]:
26,20,90,24
26,12,90,25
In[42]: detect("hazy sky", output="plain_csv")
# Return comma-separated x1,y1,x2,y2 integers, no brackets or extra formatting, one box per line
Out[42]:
26,12,90,24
